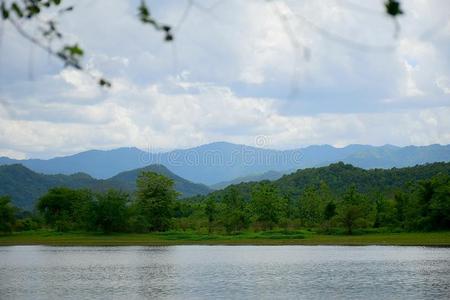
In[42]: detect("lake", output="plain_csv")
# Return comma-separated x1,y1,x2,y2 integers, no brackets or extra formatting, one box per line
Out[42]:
0,245,449,299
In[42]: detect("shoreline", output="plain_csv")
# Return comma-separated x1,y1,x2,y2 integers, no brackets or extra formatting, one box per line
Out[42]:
1,231,449,247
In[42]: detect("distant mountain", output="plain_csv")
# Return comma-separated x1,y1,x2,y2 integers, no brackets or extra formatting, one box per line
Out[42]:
341,144,450,169
1,142,449,185
0,147,145,179
211,170,285,190
208,162,450,201
0,164,211,210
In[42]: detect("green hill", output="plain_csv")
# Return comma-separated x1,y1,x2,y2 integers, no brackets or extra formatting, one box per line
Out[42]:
207,162,450,200
0,164,211,210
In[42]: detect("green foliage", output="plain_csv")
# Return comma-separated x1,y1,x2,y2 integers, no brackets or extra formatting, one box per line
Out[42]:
324,201,336,221
138,0,173,41
95,190,129,233
4,162,449,236
222,187,249,234
336,187,375,234
0,163,211,211
204,197,217,233
0,196,16,234
414,174,450,230
251,182,286,230
373,193,396,228
57,44,84,69
210,162,450,204
385,0,403,17
297,186,325,227
135,171,178,231
37,187,94,231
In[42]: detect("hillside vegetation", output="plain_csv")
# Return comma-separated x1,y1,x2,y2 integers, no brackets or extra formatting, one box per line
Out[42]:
207,161,450,201
1,161,449,238
0,164,211,209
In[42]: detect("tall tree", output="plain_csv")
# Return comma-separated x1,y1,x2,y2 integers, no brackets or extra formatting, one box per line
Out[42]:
222,187,249,234
415,175,450,230
0,196,16,234
95,190,129,233
135,171,178,231
336,186,374,234
297,186,324,227
204,197,217,234
37,187,94,231
251,182,285,230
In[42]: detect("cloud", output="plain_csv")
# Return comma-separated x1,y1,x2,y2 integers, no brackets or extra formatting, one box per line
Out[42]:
0,0,449,158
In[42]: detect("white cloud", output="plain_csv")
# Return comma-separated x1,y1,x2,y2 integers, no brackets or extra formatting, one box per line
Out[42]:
436,76,450,94
0,0,449,158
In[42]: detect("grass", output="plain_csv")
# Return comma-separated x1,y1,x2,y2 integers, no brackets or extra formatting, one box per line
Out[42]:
1,230,449,246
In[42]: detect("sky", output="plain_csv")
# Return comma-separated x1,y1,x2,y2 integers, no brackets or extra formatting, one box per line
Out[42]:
0,0,449,159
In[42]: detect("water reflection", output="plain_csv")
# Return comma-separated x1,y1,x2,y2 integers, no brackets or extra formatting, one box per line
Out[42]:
0,246,449,299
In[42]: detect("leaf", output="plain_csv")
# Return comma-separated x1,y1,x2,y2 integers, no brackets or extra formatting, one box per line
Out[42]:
138,0,150,21
165,33,173,41
385,0,403,17
1,2,9,19
65,44,84,56
26,4,40,18
11,3,23,18
99,78,112,88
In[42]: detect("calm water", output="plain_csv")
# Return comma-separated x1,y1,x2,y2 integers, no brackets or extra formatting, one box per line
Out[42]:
0,246,449,299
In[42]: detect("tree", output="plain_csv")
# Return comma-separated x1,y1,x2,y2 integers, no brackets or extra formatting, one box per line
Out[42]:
0,196,16,234
393,191,408,228
297,186,324,227
415,175,450,230
204,196,217,234
222,187,249,234
37,187,94,231
428,175,450,230
251,182,285,230
95,190,129,233
324,201,336,221
336,186,373,235
135,171,178,231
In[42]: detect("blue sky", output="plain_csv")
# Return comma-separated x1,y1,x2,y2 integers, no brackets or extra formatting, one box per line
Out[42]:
0,0,449,158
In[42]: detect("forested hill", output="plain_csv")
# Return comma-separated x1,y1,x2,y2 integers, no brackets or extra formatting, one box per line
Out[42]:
206,162,450,201
0,164,211,210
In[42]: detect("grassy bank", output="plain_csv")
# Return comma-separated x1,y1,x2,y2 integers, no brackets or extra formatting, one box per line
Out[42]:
1,230,450,246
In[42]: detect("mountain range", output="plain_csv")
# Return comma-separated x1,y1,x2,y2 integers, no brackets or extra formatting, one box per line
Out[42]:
1,142,449,185
0,164,211,210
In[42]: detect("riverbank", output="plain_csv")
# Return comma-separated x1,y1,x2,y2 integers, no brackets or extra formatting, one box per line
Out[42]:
1,230,450,246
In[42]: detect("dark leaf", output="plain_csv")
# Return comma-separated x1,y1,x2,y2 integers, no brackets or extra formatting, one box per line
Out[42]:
1,2,9,19
165,33,173,41
385,0,403,17
11,3,23,18
99,78,112,88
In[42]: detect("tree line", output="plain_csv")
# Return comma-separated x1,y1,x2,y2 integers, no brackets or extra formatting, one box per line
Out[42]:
1,166,449,235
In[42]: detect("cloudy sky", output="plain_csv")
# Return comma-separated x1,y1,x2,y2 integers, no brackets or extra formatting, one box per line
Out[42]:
0,0,449,158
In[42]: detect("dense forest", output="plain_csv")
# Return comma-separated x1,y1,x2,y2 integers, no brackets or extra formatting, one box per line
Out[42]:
1,162,449,235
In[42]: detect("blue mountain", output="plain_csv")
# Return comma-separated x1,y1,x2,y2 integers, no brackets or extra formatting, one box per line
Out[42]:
1,142,449,185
